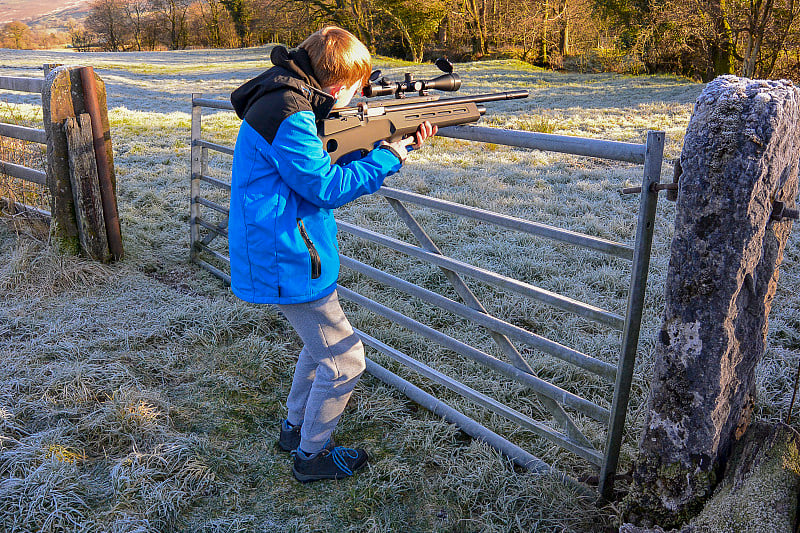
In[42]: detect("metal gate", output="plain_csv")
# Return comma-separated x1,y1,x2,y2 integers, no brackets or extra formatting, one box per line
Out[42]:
190,93,665,498
0,70,50,219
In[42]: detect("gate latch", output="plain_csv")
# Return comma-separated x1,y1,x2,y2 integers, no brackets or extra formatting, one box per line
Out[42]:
621,160,681,200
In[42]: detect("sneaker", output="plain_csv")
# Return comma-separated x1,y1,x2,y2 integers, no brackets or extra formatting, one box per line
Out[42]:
292,440,369,482
277,419,301,452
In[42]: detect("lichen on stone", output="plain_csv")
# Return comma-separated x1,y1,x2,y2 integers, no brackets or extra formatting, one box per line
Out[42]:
687,422,800,533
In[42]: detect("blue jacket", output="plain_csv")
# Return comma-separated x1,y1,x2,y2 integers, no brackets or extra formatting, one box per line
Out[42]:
228,46,403,305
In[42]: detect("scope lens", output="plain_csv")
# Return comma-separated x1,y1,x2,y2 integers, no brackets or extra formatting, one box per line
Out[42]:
364,84,395,97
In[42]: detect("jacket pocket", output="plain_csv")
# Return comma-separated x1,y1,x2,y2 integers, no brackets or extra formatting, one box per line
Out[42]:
296,218,322,279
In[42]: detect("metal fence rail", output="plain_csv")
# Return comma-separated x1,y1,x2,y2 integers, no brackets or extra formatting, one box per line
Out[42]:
0,76,44,94
0,71,50,219
189,93,665,499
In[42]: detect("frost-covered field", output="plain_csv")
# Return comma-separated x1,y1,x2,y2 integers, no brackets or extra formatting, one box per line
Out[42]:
1,47,798,532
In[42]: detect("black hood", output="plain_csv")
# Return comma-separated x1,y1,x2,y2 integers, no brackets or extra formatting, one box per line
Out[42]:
230,46,335,121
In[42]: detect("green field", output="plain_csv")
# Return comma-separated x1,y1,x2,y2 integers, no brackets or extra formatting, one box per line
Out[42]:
1,50,798,532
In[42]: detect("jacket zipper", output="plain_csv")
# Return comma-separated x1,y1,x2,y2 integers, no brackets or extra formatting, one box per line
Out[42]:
296,218,322,279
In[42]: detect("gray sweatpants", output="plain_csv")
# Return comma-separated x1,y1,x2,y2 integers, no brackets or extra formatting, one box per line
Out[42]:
277,290,366,454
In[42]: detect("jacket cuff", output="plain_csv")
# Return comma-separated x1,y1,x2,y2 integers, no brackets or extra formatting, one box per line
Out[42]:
378,143,404,163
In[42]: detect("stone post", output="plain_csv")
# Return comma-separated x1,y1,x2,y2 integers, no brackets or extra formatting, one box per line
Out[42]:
624,76,800,527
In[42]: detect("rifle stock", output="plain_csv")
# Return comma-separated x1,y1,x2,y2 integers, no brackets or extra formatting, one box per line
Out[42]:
319,90,529,163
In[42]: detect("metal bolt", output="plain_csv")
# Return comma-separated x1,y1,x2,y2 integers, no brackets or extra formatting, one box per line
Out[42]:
771,200,799,221
621,183,679,195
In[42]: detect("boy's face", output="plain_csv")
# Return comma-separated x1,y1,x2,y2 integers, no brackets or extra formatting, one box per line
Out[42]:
329,80,363,109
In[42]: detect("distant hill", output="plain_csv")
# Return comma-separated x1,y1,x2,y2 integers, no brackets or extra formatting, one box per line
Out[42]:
0,0,91,29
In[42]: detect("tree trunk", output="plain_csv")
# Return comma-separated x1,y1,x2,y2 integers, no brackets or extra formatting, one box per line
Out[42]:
702,0,735,80
465,0,487,56
558,0,569,55
540,0,549,65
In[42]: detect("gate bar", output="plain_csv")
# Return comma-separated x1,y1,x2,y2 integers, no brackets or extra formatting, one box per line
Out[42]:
364,353,548,473
341,255,617,380
364,354,596,497
196,242,229,264
195,139,234,156
194,172,231,191
0,161,47,185
0,76,43,93
599,131,665,499
0,123,47,144
190,94,203,262
379,187,634,259
195,197,229,216
338,286,610,421
1,198,50,219
439,125,647,164
195,257,231,283
196,216,228,238
192,97,234,110
356,327,603,465
338,220,624,328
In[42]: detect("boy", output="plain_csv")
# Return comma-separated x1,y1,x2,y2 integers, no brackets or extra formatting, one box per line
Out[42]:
228,26,436,482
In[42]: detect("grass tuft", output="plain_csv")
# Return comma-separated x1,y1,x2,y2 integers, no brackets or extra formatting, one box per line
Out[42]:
109,436,221,530
0,458,94,533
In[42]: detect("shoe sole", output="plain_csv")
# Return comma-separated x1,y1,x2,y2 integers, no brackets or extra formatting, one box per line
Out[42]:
277,440,298,452
292,459,368,483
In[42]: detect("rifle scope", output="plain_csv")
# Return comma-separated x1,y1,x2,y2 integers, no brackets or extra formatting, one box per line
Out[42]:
363,72,462,98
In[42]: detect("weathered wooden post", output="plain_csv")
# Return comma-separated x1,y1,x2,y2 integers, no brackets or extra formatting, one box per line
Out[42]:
623,76,800,527
42,67,80,254
65,114,111,262
42,65,122,261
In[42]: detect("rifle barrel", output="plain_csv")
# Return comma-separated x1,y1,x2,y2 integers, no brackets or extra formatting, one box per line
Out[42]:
379,90,529,113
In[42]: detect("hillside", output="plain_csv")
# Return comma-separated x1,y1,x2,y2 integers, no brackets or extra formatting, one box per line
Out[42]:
0,0,90,28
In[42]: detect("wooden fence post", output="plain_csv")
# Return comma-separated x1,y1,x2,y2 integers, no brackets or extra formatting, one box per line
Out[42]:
79,67,123,260
65,114,111,262
42,67,80,255
42,65,121,260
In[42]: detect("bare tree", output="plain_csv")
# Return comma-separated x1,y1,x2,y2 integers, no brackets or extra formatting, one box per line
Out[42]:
151,0,192,49
462,0,488,55
197,0,230,47
2,22,33,49
374,0,446,61
86,0,130,51
220,0,253,47
731,0,800,77
123,0,152,51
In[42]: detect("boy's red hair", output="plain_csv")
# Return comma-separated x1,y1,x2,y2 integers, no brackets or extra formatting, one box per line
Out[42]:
300,26,371,89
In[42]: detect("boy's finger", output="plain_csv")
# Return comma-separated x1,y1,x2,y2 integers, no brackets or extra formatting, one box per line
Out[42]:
414,122,435,146
420,122,431,138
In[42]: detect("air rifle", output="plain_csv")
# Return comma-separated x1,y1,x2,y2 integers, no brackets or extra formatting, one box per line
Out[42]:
318,58,529,163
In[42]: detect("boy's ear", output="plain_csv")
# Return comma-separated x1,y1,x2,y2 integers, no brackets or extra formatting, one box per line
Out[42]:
327,84,345,99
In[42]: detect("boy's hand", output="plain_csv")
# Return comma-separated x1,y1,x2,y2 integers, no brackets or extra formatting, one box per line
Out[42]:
411,121,438,149
381,121,438,162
